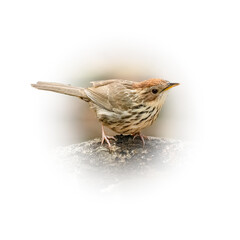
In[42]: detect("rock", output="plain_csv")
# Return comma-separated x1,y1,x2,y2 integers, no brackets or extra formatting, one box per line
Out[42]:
56,135,191,191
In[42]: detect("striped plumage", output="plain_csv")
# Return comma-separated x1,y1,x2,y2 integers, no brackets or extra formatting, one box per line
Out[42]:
32,78,179,147
91,90,168,135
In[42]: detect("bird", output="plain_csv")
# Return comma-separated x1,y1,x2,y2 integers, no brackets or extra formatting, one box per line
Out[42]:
31,78,179,147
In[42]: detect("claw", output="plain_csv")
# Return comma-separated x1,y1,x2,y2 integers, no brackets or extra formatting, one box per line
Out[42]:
106,136,117,141
101,125,116,148
133,132,149,146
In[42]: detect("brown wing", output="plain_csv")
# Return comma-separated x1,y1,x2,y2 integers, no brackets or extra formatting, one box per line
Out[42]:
85,79,134,111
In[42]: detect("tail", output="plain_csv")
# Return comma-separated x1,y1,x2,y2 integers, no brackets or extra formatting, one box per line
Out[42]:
31,81,88,101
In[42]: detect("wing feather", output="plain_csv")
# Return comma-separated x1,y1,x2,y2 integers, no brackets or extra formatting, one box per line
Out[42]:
85,80,135,112
84,88,113,111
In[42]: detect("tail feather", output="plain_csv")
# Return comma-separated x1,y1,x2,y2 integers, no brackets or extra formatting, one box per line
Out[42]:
31,81,88,100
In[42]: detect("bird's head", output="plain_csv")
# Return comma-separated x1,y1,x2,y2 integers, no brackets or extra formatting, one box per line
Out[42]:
133,78,179,103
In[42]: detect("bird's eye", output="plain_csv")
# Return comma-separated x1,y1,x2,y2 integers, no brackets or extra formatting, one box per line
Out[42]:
152,89,158,94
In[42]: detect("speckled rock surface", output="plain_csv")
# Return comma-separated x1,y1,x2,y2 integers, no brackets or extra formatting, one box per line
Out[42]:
56,135,191,190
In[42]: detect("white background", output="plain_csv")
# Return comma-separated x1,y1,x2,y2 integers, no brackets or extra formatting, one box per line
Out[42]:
0,0,240,239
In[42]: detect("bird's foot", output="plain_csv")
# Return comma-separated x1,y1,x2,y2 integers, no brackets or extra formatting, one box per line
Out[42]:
101,125,116,148
132,132,149,146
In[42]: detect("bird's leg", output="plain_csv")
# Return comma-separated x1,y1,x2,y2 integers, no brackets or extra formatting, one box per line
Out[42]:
101,125,116,148
132,132,149,146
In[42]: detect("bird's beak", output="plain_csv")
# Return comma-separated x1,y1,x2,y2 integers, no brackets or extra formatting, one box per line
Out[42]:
162,83,180,92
